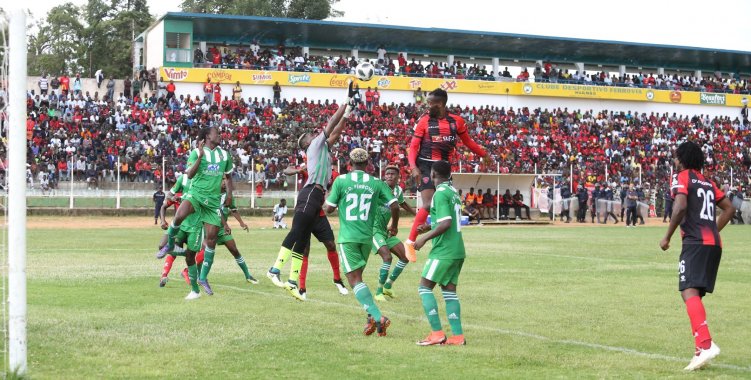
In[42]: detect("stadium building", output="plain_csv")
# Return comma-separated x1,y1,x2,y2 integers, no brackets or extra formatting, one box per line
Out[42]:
135,12,751,117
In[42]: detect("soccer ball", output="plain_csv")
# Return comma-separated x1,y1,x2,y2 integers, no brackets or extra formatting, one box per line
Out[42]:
355,62,375,81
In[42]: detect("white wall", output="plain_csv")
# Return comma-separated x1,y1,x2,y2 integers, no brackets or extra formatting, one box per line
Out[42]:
168,82,745,119
145,22,164,71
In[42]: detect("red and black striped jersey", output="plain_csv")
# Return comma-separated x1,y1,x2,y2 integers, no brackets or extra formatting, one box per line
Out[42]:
672,169,726,246
413,113,467,162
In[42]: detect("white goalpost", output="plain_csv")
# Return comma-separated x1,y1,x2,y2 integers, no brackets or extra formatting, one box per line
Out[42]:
5,8,28,376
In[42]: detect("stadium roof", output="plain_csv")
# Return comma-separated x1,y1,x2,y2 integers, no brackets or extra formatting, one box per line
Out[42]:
160,12,751,74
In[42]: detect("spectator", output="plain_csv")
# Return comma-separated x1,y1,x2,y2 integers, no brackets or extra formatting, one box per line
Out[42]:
106,76,115,100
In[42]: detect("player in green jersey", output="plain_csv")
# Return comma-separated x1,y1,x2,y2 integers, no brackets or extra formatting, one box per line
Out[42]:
194,179,258,285
155,174,204,299
414,160,467,346
324,148,400,336
161,126,234,299
372,165,416,302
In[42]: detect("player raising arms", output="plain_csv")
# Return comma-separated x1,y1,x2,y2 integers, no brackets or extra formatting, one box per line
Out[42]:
405,88,490,261
161,126,234,298
266,82,356,299
324,148,399,336
373,165,416,301
414,160,467,346
659,141,735,371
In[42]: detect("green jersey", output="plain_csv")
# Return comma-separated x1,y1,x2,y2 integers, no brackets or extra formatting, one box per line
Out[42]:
373,184,405,233
219,192,237,221
326,170,396,244
428,182,465,260
170,174,192,195
186,146,234,197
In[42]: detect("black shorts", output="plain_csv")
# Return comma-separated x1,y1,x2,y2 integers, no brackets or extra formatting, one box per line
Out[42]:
312,214,334,243
679,244,722,296
417,159,435,191
295,185,324,217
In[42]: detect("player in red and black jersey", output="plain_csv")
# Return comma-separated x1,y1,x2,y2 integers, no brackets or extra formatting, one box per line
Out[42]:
405,89,490,260
660,141,735,371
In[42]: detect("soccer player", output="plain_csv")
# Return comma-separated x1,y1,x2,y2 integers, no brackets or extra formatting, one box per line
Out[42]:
266,82,356,299
659,141,735,371
324,148,399,336
413,160,466,346
405,88,490,261
273,199,288,229
193,179,258,285
161,126,234,298
281,165,349,299
373,165,416,302
156,175,191,287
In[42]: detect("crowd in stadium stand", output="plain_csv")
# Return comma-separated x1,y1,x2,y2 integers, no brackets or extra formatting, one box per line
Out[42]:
191,43,751,94
12,78,751,208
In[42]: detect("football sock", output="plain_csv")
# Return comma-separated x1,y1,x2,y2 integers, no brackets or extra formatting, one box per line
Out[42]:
166,223,179,247
385,260,408,289
273,246,293,271
408,208,430,242
378,262,391,287
442,290,463,336
195,249,205,268
235,256,251,279
299,255,309,290
685,296,712,349
419,286,442,331
188,264,199,293
327,250,341,281
161,255,175,277
353,282,382,320
199,247,215,281
289,251,304,282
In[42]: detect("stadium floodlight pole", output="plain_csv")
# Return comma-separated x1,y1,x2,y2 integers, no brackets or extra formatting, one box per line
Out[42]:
250,157,255,209
8,8,28,376
69,156,74,209
116,156,121,209
496,176,500,221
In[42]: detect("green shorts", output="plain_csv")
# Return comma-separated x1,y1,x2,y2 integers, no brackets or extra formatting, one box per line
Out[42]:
216,227,233,246
337,242,372,274
175,227,203,252
372,231,401,253
184,191,222,227
421,258,464,286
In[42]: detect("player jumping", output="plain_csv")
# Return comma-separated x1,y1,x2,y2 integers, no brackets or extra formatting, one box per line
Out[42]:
324,148,399,336
161,126,234,298
266,82,355,300
405,88,490,262
660,141,735,371
373,165,416,301
414,160,467,346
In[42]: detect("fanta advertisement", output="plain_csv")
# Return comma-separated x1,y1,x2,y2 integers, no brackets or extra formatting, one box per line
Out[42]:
160,67,746,107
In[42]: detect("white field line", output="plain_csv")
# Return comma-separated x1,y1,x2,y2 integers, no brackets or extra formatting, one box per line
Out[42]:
216,284,751,373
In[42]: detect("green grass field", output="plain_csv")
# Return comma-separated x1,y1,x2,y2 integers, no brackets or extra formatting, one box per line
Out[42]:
20,218,751,379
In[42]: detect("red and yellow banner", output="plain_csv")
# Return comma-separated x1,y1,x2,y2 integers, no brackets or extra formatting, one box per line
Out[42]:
161,67,747,107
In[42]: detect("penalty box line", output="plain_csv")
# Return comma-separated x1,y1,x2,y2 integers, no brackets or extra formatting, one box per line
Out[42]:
216,284,751,373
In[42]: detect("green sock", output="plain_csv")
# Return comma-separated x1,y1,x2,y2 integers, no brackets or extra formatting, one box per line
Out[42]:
188,264,199,293
166,224,179,248
385,260,408,289
419,286,442,331
353,282,382,320
442,290,462,335
289,251,304,282
235,256,251,279
379,262,391,286
272,247,293,271
199,247,215,281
